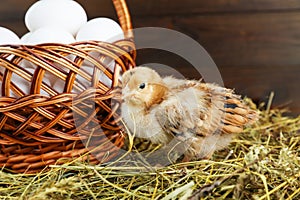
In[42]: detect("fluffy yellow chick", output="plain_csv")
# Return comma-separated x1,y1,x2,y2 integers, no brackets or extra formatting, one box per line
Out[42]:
121,66,257,161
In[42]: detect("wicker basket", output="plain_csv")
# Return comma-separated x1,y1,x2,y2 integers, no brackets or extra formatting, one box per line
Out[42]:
0,0,135,173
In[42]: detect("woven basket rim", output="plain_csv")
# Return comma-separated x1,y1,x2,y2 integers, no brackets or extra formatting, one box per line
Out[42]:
0,0,136,173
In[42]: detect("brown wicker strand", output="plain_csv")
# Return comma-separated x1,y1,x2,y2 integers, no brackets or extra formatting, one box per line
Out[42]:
0,0,135,173
112,0,134,39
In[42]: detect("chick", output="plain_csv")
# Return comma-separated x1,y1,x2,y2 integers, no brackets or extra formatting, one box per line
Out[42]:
121,66,257,161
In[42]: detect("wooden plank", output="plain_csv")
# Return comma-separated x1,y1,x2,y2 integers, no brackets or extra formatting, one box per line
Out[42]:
0,0,116,22
125,0,300,16
3,10,300,65
136,50,300,114
2,0,300,21
132,12,300,68
219,65,300,115
0,0,36,20
0,21,27,36
1,2,299,114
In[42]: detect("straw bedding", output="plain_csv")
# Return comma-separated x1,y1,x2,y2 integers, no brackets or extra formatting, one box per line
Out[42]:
0,95,299,199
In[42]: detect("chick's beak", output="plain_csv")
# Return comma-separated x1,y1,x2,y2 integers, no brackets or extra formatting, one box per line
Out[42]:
122,85,132,101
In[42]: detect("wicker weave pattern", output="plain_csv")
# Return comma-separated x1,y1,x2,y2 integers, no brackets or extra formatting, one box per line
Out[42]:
0,0,135,173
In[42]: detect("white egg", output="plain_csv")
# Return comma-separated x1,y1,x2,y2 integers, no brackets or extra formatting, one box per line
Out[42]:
52,77,65,94
66,65,114,93
51,65,85,94
40,73,52,96
25,0,87,35
53,54,75,73
82,51,100,67
0,27,20,45
20,32,32,44
99,72,112,88
101,58,115,88
26,27,75,44
82,52,115,71
52,75,92,94
20,59,36,69
10,68,53,97
10,68,35,97
43,71,57,87
67,65,92,93
76,18,124,43
82,56,116,88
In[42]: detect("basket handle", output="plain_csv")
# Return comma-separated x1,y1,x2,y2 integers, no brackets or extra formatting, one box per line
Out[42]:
112,0,133,39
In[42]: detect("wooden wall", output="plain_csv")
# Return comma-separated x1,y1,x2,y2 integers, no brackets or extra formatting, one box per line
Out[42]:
0,0,299,114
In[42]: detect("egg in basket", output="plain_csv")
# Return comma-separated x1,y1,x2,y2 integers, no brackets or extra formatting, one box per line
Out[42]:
0,0,135,173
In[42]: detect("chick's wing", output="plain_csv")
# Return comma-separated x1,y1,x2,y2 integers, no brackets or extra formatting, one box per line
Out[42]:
155,77,257,140
154,85,209,140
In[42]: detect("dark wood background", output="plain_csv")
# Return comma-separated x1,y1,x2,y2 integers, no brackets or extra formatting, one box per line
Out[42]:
1,0,299,114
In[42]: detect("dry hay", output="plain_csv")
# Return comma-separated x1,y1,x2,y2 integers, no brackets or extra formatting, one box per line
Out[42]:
0,94,299,200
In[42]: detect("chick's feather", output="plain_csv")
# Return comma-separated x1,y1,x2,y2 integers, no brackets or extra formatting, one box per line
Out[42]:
121,67,257,161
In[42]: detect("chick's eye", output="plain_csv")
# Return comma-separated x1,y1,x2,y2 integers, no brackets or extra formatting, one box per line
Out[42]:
139,83,146,89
